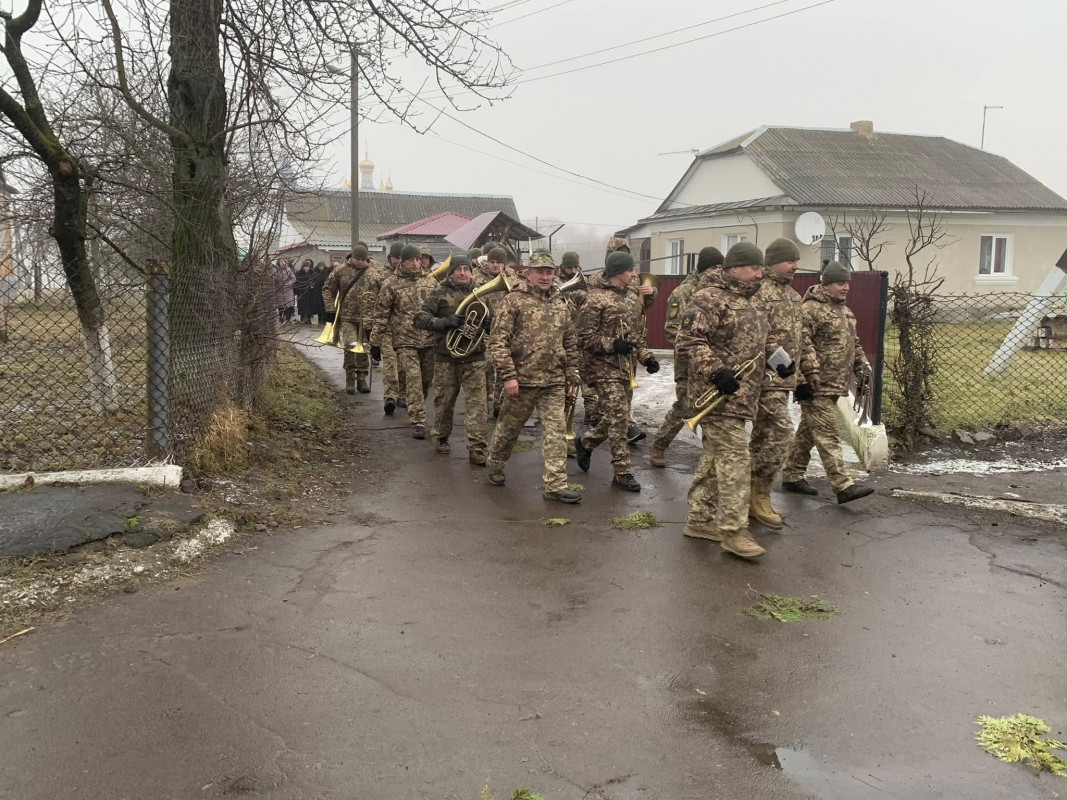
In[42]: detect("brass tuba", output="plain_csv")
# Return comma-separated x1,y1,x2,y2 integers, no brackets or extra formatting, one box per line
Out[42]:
683,358,759,432
445,271,512,359
559,270,586,294
429,253,453,282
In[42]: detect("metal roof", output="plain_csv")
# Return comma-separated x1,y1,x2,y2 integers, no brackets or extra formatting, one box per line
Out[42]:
658,126,1067,215
446,212,543,251
377,212,472,240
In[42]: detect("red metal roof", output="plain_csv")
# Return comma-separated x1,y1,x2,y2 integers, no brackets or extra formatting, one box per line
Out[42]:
376,211,471,240
445,211,543,251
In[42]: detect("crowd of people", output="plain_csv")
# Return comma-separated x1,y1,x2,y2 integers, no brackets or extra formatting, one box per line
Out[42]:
311,235,874,560
271,258,332,325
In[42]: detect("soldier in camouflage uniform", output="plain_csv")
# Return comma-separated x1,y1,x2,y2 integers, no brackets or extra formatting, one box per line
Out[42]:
605,236,655,443
649,246,724,467
574,251,659,491
370,244,437,439
419,246,436,272
362,245,394,410
556,251,598,427
372,242,406,413
322,246,372,394
486,250,582,504
782,262,874,504
676,242,792,559
413,253,489,464
749,238,821,527
474,247,514,417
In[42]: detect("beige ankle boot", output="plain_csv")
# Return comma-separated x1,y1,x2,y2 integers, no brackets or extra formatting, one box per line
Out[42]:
720,529,766,559
749,478,783,529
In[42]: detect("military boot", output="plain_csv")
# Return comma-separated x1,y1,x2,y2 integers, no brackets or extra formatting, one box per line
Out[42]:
345,371,356,394
612,472,641,492
749,478,783,529
720,530,766,559
683,521,722,541
649,445,666,468
836,484,875,504
574,436,592,472
782,478,818,496
356,372,370,394
543,488,581,504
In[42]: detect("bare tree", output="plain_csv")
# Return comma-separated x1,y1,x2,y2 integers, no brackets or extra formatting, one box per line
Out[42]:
825,209,893,270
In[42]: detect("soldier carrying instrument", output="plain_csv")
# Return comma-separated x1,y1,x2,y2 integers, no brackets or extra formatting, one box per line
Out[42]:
748,238,820,528
649,246,724,467
474,246,514,418
676,242,791,560
781,261,874,504
413,253,490,465
485,250,582,504
321,245,372,395
574,250,660,492
369,241,406,414
369,244,437,439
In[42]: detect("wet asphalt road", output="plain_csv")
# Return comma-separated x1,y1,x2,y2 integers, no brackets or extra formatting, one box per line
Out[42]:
1,335,1064,799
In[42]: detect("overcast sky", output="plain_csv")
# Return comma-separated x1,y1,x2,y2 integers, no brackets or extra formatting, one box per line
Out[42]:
322,0,1067,238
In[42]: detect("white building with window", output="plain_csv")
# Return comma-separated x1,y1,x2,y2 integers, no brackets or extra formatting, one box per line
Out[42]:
619,121,1067,293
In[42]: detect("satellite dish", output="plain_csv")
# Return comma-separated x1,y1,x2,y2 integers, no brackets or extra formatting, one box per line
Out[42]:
794,212,827,246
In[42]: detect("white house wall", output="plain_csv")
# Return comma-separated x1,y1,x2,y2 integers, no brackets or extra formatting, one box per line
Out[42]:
664,153,784,210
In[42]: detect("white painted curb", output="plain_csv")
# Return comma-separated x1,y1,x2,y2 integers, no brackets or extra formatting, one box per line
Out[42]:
0,464,183,490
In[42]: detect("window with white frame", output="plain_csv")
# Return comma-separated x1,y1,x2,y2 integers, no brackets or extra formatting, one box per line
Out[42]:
979,234,1011,275
666,238,684,275
723,233,747,251
821,235,854,268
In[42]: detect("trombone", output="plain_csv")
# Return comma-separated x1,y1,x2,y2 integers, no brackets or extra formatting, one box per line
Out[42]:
683,358,759,433
347,290,377,355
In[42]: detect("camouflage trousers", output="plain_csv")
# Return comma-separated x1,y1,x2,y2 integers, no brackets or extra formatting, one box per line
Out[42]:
432,360,488,450
652,375,689,451
750,390,794,481
782,397,853,492
484,360,502,416
396,347,434,426
338,322,370,374
686,415,751,535
581,380,631,474
381,339,404,401
486,385,569,492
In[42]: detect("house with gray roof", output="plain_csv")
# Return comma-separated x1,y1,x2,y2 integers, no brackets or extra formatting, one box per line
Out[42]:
620,121,1067,293
276,189,521,267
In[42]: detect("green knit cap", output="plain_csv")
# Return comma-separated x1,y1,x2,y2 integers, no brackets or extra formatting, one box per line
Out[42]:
764,237,800,265
560,251,580,269
400,244,421,262
821,261,851,284
388,241,403,259
723,241,764,269
696,246,724,272
604,250,636,278
468,247,483,261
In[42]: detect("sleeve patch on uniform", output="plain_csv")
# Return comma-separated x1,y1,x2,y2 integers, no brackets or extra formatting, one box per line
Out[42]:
680,312,696,331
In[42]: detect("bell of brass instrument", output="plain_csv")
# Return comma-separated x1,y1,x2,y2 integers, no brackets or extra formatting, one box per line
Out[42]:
683,358,759,432
637,272,660,292
564,391,577,442
559,270,586,294
429,253,453,282
347,290,377,355
444,272,512,359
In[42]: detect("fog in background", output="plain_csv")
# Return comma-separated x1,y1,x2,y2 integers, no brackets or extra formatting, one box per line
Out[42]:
321,0,1067,251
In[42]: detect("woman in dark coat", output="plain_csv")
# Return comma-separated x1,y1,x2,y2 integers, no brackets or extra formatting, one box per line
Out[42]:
295,259,317,323
312,261,331,324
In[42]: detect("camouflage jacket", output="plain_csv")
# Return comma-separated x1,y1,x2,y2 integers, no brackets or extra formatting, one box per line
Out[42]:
322,263,365,323
361,260,391,332
756,271,819,392
799,285,869,398
487,280,580,388
625,282,656,348
412,279,485,364
577,274,653,384
664,271,702,344
369,267,436,350
676,273,774,421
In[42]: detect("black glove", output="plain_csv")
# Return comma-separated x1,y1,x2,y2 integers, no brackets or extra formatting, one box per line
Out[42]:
612,338,634,355
370,345,382,362
711,367,740,395
439,314,463,330
645,358,660,374
794,382,814,401
481,316,492,333
775,361,796,379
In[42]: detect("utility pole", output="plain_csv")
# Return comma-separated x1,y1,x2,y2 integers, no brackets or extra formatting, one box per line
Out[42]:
981,105,1003,150
350,45,359,250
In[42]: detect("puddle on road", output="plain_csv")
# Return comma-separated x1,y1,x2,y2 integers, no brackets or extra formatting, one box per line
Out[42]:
892,456,1067,476
748,742,888,798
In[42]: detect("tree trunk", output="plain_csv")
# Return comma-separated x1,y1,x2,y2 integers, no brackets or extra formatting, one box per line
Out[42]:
52,166,119,414
167,0,241,438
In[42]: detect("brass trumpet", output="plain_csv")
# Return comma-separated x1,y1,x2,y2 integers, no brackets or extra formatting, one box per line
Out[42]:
444,271,512,358
683,358,759,432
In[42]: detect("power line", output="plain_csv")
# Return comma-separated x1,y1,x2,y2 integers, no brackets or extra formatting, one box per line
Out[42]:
491,0,578,28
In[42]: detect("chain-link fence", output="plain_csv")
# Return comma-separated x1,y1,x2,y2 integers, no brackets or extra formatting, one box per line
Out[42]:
1,255,277,473
885,291,1067,432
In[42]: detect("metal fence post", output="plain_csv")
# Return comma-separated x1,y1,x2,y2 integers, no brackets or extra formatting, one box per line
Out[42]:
872,271,889,425
146,259,170,459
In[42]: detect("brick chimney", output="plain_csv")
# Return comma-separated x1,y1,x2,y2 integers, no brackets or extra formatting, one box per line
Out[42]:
850,120,874,135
